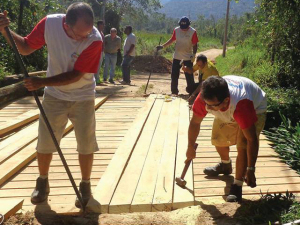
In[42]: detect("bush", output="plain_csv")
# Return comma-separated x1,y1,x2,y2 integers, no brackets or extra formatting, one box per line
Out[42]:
264,113,300,173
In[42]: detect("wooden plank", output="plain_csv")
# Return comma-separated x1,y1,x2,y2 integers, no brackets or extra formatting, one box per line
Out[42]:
194,177,300,189
109,98,164,213
152,98,180,212
87,94,157,213
130,100,171,212
0,122,39,165
0,96,108,187
172,99,195,210
194,184,300,197
0,198,23,221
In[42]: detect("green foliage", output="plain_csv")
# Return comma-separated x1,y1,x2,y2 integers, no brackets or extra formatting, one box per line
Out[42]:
121,11,177,34
265,113,300,173
216,39,279,88
257,0,300,89
194,13,255,45
281,201,300,223
235,192,296,225
135,31,222,60
0,0,65,75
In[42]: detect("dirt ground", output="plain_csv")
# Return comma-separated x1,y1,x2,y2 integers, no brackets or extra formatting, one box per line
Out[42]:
4,49,248,225
95,49,223,98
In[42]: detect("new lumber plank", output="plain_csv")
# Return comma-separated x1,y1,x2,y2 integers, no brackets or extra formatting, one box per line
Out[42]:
0,96,108,187
0,122,38,165
172,99,195,210
0,109,40,137
0,198,23,221
109,98,164,213
130,99,172,212
152,98,180,212
194,184,300,197
87,94,157,213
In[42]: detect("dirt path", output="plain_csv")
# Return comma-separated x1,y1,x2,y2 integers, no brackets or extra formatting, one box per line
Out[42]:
5,49,244,225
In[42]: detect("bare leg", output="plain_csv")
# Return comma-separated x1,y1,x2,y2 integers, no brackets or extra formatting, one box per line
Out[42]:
37,152,53,175
79,153,94,180
215,146,230,161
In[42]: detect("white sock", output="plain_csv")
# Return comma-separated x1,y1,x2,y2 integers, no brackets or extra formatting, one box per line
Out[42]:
39,174,48,179
221,158,231,164
234,179,243,186
82,179,90,184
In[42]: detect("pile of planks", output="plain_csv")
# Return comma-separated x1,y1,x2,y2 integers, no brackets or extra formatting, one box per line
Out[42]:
88,94,195,213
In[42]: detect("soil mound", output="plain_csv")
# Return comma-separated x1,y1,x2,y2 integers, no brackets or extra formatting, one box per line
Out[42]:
132,55,172,73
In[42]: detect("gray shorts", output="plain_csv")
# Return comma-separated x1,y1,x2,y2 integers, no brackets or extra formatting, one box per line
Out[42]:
36,93,98,155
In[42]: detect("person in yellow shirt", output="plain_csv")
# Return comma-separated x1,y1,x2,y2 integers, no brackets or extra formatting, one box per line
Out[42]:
182,54,219,105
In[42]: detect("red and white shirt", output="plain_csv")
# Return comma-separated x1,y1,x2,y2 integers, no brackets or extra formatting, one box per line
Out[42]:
192,75,267,130
171,26,198,60
24,14,103,101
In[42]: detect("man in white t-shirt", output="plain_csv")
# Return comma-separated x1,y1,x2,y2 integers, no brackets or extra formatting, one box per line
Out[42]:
186,75,267,202
120,25,136,85
0,2,102,208
157,16,199,96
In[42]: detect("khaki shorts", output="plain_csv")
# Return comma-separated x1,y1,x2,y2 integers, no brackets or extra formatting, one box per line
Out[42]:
36,93,98,154
211,114,266,149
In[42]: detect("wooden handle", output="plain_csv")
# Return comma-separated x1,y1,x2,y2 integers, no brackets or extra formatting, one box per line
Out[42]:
181,143,198,179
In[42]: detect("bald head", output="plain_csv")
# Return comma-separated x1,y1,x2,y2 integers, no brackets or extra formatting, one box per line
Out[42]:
66,2,94,27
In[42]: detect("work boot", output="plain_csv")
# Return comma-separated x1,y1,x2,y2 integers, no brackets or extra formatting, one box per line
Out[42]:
203,161,232,176
75,181,92,208
31,177,50,204
226,184,242,202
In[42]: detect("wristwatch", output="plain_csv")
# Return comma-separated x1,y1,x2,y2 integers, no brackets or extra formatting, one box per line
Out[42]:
247,167,255,171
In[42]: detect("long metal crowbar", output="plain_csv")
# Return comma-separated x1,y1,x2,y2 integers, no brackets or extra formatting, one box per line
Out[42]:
3,26,86,211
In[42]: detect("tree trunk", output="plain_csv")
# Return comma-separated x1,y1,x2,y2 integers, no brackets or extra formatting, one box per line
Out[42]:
102,0,106,22
17,0,25,35
222,0,230,57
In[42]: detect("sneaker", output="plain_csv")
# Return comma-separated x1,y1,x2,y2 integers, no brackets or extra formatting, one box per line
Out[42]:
109,79,115,84
31,177,50,204
75,181,92,208
171,93,178,97
226,184,242,202
120,81,130,85
203,161,232,176
103,79,107,83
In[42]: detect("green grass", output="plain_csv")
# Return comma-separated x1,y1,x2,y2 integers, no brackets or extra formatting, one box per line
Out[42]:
135,31,222,61
136,84,154,95
235,192,299,225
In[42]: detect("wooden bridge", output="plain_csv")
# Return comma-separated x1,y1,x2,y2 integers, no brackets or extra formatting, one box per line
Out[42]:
0,94,299,218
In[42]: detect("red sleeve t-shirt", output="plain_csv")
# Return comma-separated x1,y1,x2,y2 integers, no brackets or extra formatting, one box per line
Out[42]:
192,94,208,118
171,29,199,45
233,99,258,130
23,17,102,73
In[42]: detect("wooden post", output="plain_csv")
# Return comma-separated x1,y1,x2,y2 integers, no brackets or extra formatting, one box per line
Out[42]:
222,0,230,57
